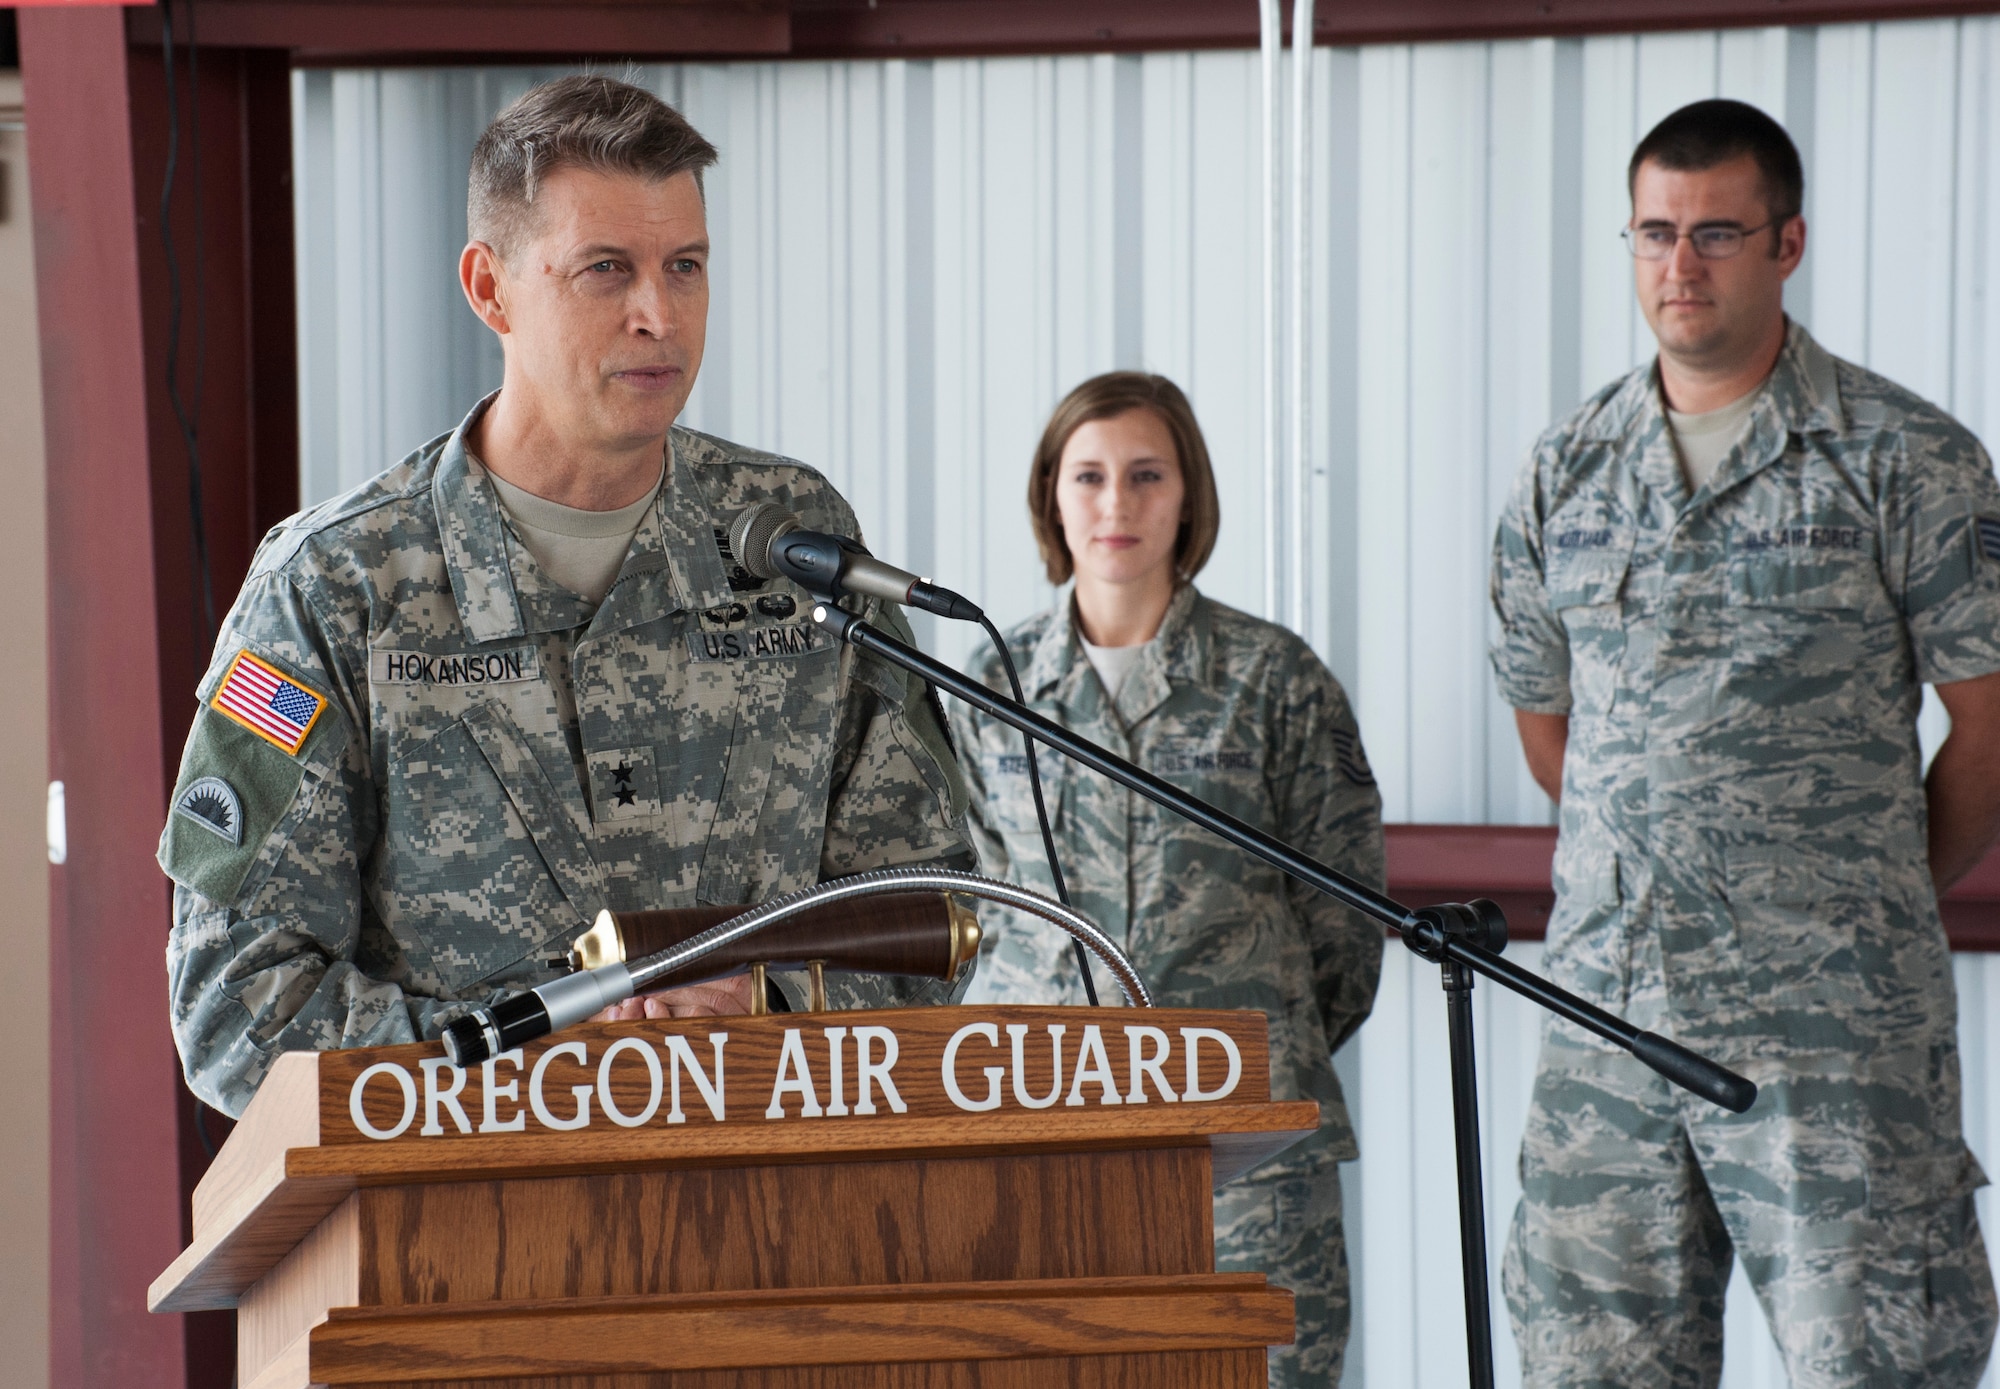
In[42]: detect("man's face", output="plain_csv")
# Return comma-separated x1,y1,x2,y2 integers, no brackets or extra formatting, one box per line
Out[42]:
485,166,709,453
1630,153,1803,369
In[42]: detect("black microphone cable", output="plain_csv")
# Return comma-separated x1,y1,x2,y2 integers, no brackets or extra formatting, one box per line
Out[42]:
728,503,1098,1004
975,615,1099,1007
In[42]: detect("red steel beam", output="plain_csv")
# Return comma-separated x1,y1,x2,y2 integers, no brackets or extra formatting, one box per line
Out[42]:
22,8,292,1385
788,0,2000,57
124,2,791,64
97,0,2000,66
1388,824,2000,948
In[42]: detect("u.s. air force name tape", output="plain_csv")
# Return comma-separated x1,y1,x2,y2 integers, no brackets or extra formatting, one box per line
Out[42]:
370,647,541,686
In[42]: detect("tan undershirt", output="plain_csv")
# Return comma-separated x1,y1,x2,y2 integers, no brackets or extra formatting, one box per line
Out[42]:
484,463,663,607
1665,389,1759,493
1080,635,1149,700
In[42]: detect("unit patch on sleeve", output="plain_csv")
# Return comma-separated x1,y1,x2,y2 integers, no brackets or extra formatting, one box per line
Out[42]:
174,776,244,845
1978,516,2000,563
212,650,328,756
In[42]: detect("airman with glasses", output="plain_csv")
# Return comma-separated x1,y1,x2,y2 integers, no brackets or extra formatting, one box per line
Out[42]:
1491,98,2000,1386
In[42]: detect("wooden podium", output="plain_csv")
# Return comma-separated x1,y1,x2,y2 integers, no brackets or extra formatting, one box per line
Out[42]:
151,1006,1318,1387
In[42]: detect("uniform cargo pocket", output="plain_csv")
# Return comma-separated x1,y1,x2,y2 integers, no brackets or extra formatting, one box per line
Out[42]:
1723,840,1872,1001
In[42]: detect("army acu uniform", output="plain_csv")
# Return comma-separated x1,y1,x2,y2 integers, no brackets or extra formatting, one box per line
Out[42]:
1491,321,2000,1387
161,399,975,1118
952,584,1384,1387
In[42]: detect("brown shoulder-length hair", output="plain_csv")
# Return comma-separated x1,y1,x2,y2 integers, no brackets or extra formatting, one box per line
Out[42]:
1028,372,1221,586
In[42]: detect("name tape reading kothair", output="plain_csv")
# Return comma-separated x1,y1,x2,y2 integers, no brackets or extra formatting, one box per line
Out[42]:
371,648,541,686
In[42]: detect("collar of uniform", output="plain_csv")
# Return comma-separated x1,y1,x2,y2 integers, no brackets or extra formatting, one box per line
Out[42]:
584,440,691,636
1021,588,1082,702
1021,581,1205,709
1763,318,1844,437
1114,583,1205,725
433,394,535,643
1688,319,1843,503
649,428,738,615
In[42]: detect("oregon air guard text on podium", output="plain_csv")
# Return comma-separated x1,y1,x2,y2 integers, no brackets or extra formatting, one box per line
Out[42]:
150,1006,1318,1387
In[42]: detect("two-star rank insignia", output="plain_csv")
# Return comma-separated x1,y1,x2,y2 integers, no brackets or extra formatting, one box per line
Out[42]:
610,760,638,808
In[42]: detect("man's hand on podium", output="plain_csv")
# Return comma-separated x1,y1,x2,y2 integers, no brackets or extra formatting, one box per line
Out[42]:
590,973,755,1022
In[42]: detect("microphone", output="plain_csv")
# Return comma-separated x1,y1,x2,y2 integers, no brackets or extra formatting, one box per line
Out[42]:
729,503,983,622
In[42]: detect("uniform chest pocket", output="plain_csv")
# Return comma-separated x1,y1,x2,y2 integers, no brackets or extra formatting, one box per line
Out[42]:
984,745,1066,835
379,704,601,996
1546,538,1634,717
1725,541,1885,685
1138,736,1268,844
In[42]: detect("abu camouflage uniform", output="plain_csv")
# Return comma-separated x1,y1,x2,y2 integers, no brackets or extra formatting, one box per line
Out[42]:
952,584,1384,1388
162,398,976,1118
1491,321,2000,1388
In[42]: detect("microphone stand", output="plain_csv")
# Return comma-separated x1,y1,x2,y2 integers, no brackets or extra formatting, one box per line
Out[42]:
811,601,1754,1389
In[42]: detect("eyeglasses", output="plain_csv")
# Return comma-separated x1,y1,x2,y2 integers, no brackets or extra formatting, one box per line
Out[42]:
1622,221,1775,260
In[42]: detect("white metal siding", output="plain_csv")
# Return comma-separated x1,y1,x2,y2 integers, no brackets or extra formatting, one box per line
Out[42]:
293,22,2000,1385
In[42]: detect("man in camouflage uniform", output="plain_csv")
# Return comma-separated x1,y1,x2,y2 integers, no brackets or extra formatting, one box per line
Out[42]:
955,581,1384,1386
1492,99,2000,1386
160,76,973,1119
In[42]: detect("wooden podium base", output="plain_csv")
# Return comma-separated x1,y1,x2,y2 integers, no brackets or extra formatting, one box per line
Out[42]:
156,1008,1319,1388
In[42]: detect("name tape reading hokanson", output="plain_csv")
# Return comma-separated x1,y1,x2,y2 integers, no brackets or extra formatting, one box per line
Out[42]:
212,651,328,756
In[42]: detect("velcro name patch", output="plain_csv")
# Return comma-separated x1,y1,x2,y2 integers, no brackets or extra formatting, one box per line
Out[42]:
370,647,541,686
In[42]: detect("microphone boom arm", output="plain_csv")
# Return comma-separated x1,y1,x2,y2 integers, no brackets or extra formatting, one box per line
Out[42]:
807,601,1756,1117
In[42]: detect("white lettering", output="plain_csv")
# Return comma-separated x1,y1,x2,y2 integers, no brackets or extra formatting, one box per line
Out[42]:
419,1057,472,1135
664,1033,728,1124
479,1049,526,1132
1180,1027,1243,1102
530,1041,593,1131
823,1027,850,1117
942,1022,1004,1112
852,1025,907,1115
1064,1024,1122,1106
766,1028,824,1118
1006,1023,1066,1110
349,1061,418,1141
1124,1026,1179,1103
596,1036,663,1128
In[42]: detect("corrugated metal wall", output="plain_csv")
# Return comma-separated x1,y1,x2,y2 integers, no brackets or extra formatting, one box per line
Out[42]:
293,20,2000,1386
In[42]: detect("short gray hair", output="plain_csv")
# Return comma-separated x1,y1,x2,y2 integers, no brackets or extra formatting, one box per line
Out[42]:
468,74,718,257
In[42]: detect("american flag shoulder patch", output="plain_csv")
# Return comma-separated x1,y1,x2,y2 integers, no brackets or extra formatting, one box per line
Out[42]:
212,650,328,757
1976,516,2000,564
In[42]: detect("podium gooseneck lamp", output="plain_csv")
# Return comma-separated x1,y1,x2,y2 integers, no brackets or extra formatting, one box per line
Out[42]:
441,867,1152,1069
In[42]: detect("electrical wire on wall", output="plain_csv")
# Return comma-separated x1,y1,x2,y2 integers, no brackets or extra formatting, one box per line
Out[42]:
159,0,222,1159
